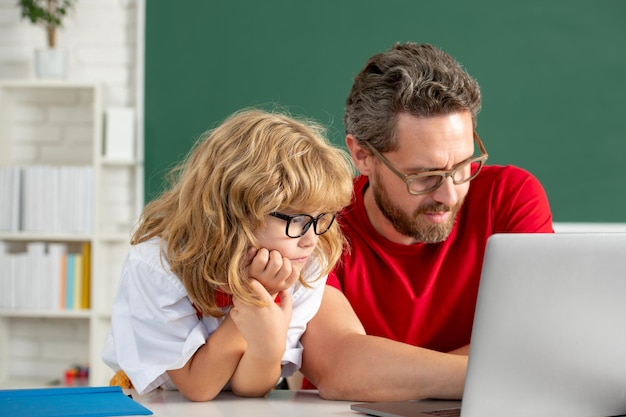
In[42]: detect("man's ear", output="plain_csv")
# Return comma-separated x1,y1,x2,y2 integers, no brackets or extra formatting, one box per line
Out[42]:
346,134,374,176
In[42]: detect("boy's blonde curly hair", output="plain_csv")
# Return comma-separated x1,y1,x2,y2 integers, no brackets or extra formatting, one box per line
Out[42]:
132,108,354,318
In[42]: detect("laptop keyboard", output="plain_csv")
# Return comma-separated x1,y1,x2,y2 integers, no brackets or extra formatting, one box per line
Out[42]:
424,408,461,417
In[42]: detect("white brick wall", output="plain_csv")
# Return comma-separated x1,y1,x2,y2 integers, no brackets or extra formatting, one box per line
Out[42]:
0,0,138,109
8,317,89,383
6,87,95,165
0,0,140,385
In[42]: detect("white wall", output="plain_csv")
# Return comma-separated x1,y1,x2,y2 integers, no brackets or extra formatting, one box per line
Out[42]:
0,0,139,108
0,0,140,385
553,223,626,233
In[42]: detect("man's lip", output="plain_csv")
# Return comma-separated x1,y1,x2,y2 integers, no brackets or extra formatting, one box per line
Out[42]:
422,211,451,223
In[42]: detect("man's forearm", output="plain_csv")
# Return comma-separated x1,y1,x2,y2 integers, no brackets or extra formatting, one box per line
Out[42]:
299,286,467,402
305,332,467,401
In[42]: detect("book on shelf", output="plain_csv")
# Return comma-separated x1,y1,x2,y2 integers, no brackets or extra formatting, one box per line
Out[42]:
65,253,76,310
27,242,47,310
104,107,136,161
0,166,21,232
81,242,91,309
49,243,67,310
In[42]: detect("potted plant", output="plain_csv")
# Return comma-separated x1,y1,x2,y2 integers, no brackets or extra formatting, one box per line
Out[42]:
18,0,77,78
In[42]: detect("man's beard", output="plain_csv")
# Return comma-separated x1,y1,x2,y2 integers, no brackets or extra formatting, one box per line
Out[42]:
371,175,463,244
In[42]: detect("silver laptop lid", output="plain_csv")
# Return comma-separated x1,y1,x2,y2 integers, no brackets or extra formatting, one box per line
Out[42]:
462,233,626,417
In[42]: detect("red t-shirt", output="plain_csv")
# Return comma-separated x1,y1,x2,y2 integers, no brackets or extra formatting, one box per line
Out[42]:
327,164,553,352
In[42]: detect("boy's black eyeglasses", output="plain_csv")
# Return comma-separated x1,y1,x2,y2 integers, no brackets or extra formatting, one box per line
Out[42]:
269,212,337,238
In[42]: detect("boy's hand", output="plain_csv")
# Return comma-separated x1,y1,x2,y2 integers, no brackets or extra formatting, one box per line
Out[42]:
230,279,293,360
246,247,300,296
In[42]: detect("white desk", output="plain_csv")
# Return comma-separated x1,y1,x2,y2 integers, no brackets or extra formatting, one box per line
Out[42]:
130,389,358,417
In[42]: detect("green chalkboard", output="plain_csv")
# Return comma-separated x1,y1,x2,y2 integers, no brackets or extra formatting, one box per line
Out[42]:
145,1,626,222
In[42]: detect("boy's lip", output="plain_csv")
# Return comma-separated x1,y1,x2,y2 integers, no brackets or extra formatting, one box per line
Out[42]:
291,255,309,263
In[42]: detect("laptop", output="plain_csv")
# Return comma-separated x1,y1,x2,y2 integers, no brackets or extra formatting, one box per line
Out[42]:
352,233,626,417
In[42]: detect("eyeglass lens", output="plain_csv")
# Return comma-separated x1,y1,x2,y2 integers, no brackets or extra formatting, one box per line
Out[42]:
288,213,335,238
407,159,484,194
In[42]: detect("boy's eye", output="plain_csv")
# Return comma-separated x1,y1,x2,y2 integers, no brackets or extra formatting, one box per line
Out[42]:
291,216,309,225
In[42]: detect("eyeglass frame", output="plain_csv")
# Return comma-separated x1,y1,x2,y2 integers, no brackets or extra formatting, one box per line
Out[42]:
362,132,489,195
268,212,337,238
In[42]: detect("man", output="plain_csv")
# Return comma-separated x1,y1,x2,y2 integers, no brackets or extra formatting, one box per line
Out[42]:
299,43,553,401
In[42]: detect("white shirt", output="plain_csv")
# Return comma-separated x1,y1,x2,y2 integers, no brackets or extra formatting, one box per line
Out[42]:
101,238,326,395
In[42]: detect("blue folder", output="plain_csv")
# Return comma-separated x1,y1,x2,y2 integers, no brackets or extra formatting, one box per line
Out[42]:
0,386,152,417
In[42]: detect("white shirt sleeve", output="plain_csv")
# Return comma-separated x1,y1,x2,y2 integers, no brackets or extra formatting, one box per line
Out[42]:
101,239,217,394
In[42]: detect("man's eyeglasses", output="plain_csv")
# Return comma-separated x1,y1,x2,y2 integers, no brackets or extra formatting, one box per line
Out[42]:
363,132,489,195
269,212,337,238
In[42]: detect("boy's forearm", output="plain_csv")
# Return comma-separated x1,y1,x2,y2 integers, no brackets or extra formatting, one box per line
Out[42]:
167,315,246,401
230,349,283,397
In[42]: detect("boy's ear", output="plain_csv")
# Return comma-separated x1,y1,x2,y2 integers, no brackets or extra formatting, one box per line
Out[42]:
346,134,374,176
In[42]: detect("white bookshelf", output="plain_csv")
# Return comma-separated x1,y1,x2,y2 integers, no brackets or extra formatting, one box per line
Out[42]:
0,80,143,388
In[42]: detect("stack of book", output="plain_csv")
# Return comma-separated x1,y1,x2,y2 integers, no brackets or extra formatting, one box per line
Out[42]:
0,242,91,311
0,165,93,234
